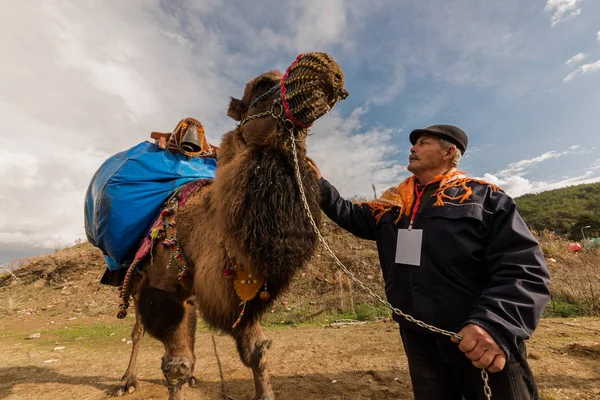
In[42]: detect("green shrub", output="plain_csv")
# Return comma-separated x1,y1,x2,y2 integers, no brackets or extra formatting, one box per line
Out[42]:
542,298,584,318
354,303,389,321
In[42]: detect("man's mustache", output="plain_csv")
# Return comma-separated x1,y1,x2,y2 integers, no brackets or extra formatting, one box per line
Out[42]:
409,155,419,161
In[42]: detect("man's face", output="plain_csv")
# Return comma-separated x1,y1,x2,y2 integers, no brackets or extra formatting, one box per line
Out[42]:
407,134,450,176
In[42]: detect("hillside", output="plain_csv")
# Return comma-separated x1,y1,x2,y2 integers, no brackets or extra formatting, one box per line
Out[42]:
0,215,386,324
2,215,599,321
515,181,600,240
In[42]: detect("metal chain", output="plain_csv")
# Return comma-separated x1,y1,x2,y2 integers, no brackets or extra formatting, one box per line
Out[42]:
240,109,274,126
249,84,281,109
288,127,492,399
482,369,492,399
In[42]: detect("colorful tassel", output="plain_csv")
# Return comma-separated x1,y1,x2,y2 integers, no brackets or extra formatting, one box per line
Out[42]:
232,301,247,330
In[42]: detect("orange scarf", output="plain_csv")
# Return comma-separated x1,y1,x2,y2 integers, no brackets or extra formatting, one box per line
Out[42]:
364,168,499,224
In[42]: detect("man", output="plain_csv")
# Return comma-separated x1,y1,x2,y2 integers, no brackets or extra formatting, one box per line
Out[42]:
308,124,550,399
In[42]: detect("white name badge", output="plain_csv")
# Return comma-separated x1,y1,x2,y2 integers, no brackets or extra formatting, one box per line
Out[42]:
395,229,423,266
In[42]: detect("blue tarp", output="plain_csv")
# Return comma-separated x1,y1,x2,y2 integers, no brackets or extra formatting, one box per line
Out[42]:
84,141,216,271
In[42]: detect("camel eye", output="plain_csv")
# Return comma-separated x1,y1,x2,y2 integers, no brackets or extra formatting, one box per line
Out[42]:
249,77,278,108
255,78,273,91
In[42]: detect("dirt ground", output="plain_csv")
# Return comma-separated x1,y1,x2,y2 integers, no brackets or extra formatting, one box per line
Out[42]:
0,315,599,400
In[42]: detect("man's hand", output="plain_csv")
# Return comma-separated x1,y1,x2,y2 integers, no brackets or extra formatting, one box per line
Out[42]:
306,156,322,180
451,324,507,372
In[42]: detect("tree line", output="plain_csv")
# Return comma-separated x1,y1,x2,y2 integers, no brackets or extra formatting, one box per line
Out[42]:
515,181,600,241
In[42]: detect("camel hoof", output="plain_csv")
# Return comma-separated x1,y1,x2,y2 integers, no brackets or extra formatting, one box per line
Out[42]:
116,377,138,396
188,375,198,388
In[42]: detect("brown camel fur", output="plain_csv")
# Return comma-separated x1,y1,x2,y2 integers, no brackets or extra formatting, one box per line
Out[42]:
117,67,341,399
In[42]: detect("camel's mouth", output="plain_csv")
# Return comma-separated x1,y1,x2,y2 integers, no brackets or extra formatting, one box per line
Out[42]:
281,52,348,129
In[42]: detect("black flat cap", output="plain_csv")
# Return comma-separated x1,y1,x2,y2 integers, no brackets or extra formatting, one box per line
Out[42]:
410,124,468,154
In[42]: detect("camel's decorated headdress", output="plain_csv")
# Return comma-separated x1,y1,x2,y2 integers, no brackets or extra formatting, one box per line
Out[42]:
242,52,348,129
280,52,348,128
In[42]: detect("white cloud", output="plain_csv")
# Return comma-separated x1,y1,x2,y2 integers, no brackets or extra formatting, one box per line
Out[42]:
566,53,588,66
483,174,536,198
462,145,492,159
308,108,406,199
293,0,348,52
564,59,600,82
0,2,251,256
484,155,600,197
495,150,574,177
259,0,349,53
545,0,584,26
597,31,600,41
44,6,161,119
0,1,397,260
484,172,600,198
0,149,40,190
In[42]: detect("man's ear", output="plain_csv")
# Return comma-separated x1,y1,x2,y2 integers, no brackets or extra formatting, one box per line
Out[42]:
444,146,456,161
227,97,247,121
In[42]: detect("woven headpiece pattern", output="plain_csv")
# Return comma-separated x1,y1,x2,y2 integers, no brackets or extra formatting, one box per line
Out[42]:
281,52,348,128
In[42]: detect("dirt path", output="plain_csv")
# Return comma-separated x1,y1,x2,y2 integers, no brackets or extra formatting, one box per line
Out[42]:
0,316,599,400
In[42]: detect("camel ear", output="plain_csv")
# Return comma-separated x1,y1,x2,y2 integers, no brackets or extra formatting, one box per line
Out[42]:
227,97,247,121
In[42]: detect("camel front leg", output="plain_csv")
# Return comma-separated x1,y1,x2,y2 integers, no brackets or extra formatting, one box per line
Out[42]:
159,297,197,400
137,280,197,400
117,301,145,396
233,321,274,400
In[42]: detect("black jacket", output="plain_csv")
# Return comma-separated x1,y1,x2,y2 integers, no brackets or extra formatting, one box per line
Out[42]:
319,177,550,356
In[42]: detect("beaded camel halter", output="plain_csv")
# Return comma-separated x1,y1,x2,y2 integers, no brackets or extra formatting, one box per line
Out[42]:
240,52,348,129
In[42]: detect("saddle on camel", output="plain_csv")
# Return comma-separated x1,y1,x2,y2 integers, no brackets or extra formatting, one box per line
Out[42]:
84,117,218,287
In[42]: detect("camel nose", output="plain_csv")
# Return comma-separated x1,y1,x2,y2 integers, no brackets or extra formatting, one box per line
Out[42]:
322,80,348,104
337,87,349,101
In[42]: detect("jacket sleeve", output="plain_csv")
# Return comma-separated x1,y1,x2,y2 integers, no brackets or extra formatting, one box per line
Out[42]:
466,195,550,357
318,178,377,241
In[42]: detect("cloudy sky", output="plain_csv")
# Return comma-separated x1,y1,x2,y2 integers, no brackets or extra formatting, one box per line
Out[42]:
1,0,599,265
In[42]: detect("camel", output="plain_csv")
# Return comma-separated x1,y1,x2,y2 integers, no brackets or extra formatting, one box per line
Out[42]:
115,53,348,400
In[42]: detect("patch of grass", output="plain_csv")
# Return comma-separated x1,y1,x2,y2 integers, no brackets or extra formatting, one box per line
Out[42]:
0,328,21,339
56,322,133,343
540,243,560,259
19,275,42,285
56,319,214,344
0,327,53,342
354,303,389,321
543,298,584,318
260,303,390,329
334,310,358,320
